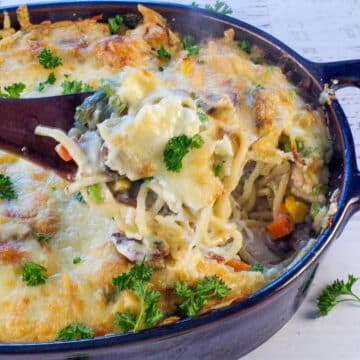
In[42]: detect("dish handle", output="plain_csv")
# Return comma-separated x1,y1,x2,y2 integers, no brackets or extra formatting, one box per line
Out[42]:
315,60,360,215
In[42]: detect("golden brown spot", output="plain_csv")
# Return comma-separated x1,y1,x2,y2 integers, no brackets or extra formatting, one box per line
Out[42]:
31,171,48,181
139,162,155,177
0,242,24,263
218,128,240,148
34,211,59,234
94,37,143,70
254,91,276,127
93,326,109,337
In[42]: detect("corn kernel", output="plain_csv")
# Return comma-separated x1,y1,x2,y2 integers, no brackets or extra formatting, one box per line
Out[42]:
0,216,8,224
112,178,131,192
0,153,18,164
181,59,193,75
285,196,308,223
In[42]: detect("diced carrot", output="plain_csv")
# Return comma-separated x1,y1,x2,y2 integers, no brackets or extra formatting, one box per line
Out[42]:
267,206,294,240
226,258,251,272
55,144,72,162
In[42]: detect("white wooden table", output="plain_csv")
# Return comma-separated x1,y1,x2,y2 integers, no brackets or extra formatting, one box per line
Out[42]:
1,0,359,359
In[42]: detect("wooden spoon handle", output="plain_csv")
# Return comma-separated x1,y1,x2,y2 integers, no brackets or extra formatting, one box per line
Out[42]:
0,93,90,179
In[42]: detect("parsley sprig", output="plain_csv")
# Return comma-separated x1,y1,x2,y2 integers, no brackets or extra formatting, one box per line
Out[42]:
74,191,85,204
22,262,48,286
317,274,360,316
57,323,94,340
212,163,222,177
175,276,231,317
36,232,51,243
37,72,56,92
38,48,62,69
113,262,163,332
108,14,123,34
251,263,264,272
238,40,251,53
205,1,233,15
157,45,171,60
73,256,81,264
0,174,17,200
0,83,26,98
61,78,95,95
163,134,204,172
182,35,200,56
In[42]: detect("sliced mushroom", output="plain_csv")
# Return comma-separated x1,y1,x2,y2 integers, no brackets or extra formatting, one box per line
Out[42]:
111,234,170,269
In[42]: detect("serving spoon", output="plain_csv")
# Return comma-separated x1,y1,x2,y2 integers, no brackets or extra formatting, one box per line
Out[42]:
0,93,92,180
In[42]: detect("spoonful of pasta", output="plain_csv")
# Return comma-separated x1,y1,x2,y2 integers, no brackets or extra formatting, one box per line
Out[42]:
0,92,95,180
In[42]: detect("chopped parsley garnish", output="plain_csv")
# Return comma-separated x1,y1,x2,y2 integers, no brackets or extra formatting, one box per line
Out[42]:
197,111,208,122
57,323,94,340
182,35,200,57
157,45,171,60
212,164,222,177
113,262,163,332
114,311,137,332
187,46,200,56
61,79,83,94
108,14,123,34
112,261,152,290
83,83,96,92
74,191,85,204
73,256,81,264
312,184,327,196
182,35,194,49
310,202,321,218
317,274,360,316
61,79,94,95
37,72,56,92
191,1,199,7
36,232,51,243
0,174,17,200
87,184,104,204
163,134,204,172
175,276,231,317
38,48,62,69
238,40,251,53
158,66,164,72
0,82,26,98
251,263,264,272
205,0,233,15
22,262,48,286
190,91,197,100
255,83,265,90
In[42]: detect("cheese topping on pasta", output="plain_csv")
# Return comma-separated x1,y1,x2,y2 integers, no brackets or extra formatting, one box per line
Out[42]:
0,5,331,342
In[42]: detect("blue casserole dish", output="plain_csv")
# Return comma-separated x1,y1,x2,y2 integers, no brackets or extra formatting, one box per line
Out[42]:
0,2,359,359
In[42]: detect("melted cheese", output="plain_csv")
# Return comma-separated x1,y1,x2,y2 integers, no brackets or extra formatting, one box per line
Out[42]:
0,4,331,342
98,69,222,210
